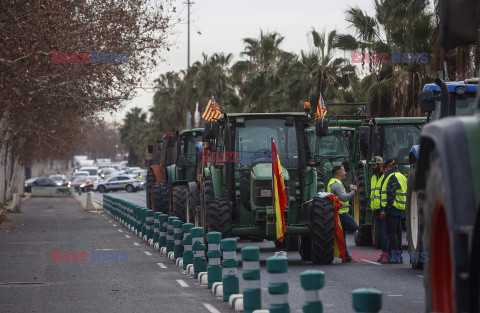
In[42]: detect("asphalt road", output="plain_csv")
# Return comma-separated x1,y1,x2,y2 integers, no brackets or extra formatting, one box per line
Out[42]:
0,197,230,313
91,190,426,313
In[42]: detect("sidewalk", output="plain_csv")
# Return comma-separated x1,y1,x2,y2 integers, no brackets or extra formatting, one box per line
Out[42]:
73,191,102,212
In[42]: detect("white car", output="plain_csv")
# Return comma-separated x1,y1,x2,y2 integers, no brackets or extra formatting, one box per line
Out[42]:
73,171,89,178
94,175,141,193
79,166,99,176
48,174,69,186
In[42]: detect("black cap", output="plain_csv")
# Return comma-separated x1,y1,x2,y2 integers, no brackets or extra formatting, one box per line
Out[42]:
382,158,396,167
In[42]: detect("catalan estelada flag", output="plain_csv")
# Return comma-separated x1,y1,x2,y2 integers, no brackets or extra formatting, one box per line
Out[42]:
272,140,287,242
326,194,346,261
202,95,221,121
316,92,327,120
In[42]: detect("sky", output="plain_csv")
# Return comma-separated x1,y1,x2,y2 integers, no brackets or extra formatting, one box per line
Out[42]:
107,0,376,123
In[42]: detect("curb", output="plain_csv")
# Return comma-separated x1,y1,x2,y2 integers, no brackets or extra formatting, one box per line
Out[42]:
198,272,208,285
212,282,223,297
229,294,244,312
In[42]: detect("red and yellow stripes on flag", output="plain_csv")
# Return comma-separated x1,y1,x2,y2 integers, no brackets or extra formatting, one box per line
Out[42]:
272,140,288,242
202,95,221,121
316,92,327,120
325,194,346,261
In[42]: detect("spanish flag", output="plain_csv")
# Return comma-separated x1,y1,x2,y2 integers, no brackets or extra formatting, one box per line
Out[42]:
326,194,346,261
272,140,287,242
202,95,222,121
316,92,327,120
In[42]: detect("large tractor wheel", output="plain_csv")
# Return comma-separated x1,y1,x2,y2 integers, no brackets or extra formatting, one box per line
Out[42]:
354,168,373,246
423,155,461,313
311,196,335,265
146,168,156,210
172,184,188,222
405,164,425,269
207,198,231,238
200,177,214,227
469,211,480,313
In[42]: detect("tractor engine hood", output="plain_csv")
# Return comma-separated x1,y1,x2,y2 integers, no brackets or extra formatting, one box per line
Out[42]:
251,163,290,181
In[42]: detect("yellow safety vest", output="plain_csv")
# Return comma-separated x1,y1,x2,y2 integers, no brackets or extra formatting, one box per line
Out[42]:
380,172,407,210
370,174,384,211
327,178,350,214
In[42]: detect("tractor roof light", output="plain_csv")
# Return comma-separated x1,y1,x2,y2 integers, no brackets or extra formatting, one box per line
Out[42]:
304,102,311,115
455,86,466,95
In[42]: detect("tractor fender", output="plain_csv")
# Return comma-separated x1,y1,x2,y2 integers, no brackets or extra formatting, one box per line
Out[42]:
169,164,178,183
151,165,163,182
409,145,420,163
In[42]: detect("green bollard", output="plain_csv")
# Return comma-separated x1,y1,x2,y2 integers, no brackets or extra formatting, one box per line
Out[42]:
140,208,147,238
153,212,160,247
158,214,169,251
221,238,239,302
352,288,382,313
145,209,154,242
300,270,325,313
182,223,194,270
206,232,222,289
134,206,141,234
191,227,206,279
267,256,289,313
173,220,184,260
166,216,178,255
242,246,261,313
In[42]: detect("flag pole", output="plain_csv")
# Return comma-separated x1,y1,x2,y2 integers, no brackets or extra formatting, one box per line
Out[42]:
271,137,275,213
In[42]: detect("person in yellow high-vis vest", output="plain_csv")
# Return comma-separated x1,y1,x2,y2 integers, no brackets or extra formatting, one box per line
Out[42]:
369,156,389,262
327,165,358,262
379,159,407,264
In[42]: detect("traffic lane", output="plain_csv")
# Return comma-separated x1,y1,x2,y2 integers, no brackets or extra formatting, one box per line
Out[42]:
236,235,424,313
93,190,146,207
0,197,226,313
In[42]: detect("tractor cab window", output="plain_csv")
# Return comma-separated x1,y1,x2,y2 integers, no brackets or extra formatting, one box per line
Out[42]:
378,124,422,163
434,94,476,118
235,119,298,169
315,130,349,157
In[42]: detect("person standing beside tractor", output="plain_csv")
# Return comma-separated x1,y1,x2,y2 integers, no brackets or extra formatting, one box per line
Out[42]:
369,156,389,262
379,159,407,263
327,165,358,262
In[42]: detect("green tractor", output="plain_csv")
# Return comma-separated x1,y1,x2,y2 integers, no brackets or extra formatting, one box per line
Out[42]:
167,128,204,223
199,112,338,264
353,117,427,247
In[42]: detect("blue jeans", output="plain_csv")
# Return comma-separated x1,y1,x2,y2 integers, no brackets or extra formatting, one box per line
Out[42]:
339,213,359,257
373,210,390,253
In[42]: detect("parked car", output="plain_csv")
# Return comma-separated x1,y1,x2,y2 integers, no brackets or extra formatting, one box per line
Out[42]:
79,166,99,176
94,175,141,193
72,171,89,178
24,178,57,192
48,174,69,186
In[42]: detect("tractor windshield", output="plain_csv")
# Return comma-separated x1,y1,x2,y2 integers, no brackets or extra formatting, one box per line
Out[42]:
433,94,477,118
235,119,298,169
313,130,349,157
378,124,423,163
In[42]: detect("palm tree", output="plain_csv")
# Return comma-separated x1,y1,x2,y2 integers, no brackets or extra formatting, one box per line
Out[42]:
120,107,149,165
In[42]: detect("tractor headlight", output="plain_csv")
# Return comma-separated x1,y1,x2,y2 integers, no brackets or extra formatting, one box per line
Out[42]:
455,86,466,95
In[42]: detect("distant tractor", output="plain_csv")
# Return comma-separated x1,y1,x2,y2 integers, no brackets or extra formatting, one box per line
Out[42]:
353,117,427,247
145,133,178,213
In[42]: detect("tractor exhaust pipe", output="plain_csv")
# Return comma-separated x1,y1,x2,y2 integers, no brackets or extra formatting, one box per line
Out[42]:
434,78,450,118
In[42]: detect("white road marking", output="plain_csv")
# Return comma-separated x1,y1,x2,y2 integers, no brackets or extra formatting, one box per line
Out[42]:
144,251,152,256
108,220,112,223
124,235,131,238
360,259,381,265
113,224,117,227
117,229,123,232
176,279,189,287
387,295,403,297
202,303,220,313
133,242,140,246
157,263,167,269
416,275,424,278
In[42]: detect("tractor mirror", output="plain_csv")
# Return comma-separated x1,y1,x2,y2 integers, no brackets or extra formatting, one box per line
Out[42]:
147,145,153,154
359,126,369,141
418,90,436,113
315,118,329,137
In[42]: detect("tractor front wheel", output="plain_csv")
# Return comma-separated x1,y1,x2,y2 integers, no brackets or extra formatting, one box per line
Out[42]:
311,196,335,264
207,198,231,238
406,164,425,269
153,182,168,213
173,184,188,222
